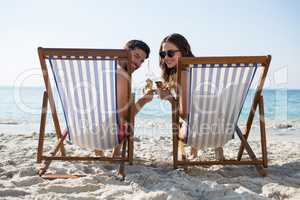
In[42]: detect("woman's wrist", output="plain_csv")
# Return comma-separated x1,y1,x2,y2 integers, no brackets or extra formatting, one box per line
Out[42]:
167,96,176,104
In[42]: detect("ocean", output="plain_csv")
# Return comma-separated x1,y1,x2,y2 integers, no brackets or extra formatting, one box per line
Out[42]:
0,86,299,136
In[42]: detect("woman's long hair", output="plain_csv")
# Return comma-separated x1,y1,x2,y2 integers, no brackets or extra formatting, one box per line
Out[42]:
159,33,194,82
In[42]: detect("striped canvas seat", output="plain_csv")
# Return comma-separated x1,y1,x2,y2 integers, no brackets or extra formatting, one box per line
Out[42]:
37,48,134,179
186,63,258,149
172,56,271,176
47,56,122,150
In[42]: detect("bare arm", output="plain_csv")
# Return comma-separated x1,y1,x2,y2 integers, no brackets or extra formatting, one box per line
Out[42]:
117,68,129,123
132,91,154,117
118,68,153,121
156,72,188,119
179,71,189,120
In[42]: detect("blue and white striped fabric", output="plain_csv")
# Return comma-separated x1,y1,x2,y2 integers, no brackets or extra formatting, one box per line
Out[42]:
186,63,259,149
47,56,120,150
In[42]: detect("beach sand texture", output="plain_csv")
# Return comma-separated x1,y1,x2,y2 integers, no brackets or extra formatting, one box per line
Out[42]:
0,132,299,200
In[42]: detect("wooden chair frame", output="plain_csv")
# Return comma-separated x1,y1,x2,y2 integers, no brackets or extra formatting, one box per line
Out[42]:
36,48,134,179
172,55,271,176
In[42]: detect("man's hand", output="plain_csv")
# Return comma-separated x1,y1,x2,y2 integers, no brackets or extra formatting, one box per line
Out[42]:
142,90,154,104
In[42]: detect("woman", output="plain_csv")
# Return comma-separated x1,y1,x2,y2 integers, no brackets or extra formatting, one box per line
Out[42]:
157,33,225,160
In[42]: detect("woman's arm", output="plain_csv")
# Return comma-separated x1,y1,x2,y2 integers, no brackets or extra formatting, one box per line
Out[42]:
156,72,188,119
179,71,189,120
156,87,175,104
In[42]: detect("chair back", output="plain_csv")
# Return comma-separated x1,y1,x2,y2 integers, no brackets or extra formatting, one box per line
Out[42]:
177,56,271,149
38,48,132,150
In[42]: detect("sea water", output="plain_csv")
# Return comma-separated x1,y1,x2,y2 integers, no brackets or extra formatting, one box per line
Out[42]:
0,86,299,136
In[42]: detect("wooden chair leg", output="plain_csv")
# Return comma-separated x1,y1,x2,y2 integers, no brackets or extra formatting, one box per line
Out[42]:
173,133,179,169
171,100,179,169
39,131,68,176
259,96,268,168
237,101,259,160
117,138,127,179
128,94,135,165
236,127,266,176
37,91,48,163
128,135,133,165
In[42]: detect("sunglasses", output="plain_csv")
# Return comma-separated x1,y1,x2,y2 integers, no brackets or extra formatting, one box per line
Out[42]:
159,50,180,58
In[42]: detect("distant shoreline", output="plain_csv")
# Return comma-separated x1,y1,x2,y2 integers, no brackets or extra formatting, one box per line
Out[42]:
1,85,300,90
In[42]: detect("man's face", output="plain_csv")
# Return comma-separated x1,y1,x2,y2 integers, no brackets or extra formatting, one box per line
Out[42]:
130,48,147,71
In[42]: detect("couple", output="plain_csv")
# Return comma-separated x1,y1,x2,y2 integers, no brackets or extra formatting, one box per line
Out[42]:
97,33,202,159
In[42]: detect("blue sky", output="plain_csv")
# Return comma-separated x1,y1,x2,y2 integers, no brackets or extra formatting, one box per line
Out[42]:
0,0,299,88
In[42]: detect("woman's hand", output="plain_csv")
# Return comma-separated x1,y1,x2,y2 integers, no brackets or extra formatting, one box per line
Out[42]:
156,88,174,103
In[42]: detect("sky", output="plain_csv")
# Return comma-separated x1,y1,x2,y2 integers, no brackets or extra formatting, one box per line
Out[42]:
0,0,299,89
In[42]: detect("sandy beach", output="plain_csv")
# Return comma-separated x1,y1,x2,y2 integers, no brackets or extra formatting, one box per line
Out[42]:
1,0,299,199
0,131,299,200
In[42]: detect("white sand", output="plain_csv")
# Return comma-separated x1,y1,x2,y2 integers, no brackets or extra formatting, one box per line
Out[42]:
0,132,300,200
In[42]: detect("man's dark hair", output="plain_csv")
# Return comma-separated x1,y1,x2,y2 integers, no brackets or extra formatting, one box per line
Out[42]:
125,40,150,58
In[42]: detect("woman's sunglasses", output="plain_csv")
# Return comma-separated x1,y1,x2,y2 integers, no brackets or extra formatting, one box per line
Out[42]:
159,50,180,58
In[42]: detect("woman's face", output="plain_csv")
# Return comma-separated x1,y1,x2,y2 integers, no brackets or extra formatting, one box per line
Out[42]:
161,42,182,69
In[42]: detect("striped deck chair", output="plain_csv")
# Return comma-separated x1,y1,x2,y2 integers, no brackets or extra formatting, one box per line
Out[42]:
36,48,135,179
172,55,271,176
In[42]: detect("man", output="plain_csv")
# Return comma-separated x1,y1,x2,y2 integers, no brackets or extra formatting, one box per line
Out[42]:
95,40,154,157
117,40,153,122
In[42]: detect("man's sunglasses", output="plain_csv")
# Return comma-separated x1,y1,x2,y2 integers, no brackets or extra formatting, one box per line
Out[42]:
159,50,180,58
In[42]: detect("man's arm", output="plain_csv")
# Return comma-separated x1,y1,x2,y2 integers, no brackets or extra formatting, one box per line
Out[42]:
132,91,153,117
117,68,129,123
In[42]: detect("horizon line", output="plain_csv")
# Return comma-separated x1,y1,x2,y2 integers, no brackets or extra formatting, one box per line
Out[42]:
0,85,299,90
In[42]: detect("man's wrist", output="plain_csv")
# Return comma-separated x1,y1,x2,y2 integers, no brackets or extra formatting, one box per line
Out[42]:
138,96,147,106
